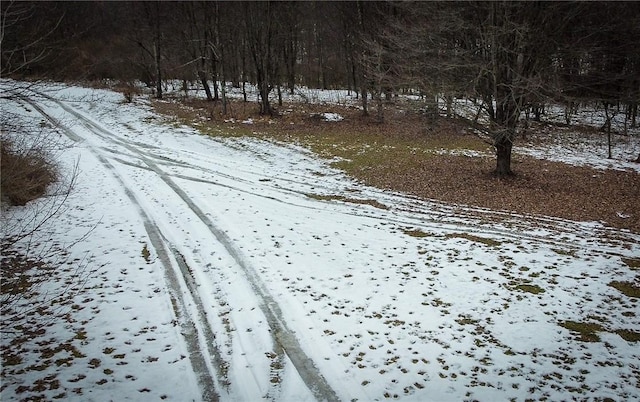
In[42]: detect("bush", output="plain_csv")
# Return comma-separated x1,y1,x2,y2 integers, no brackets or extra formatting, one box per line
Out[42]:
114,82,142,103
1,137,57,207
1,105,87,332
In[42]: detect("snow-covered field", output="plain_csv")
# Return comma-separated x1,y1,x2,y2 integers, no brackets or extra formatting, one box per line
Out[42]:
1,81,639,401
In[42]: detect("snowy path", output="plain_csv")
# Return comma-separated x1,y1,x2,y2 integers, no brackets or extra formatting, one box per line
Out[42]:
18,90,340,401
2,83,639,401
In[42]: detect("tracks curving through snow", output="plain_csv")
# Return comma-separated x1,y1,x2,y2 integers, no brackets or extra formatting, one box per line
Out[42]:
25,91,636,259
12,86,639,401
20,91,342,401
18,95,223,400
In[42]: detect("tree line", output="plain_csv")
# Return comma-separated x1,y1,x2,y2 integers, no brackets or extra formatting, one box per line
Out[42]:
2,1,639,175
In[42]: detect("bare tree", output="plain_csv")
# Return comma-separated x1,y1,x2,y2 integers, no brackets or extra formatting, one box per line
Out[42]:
280,4,300,95
121,2,167,98
244,1,282,115
180,1,214,101
385,2,579,176
0,1,65,78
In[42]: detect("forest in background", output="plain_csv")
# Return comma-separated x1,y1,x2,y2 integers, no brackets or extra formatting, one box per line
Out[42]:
2,1,640,175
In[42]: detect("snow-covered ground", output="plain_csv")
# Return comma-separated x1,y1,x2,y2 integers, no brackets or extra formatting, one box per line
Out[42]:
1,81,639,401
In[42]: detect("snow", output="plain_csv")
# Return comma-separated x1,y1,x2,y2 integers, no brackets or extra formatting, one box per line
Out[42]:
1,80,639,401
320,113,344,122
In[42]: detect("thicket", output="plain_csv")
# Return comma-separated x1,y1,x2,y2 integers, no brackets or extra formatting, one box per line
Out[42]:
1,129,51,319
0,103,86,330
1,137,57,207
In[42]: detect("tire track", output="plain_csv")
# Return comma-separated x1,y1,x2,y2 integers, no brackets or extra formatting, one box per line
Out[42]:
19,96,224,401
24,92,638,402
29,91,635,257
28,92,343,401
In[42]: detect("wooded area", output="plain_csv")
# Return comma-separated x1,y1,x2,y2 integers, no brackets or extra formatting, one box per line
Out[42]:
2,1,639,175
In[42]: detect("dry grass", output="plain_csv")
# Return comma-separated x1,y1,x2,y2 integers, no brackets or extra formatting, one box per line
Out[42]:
559,320,605,342
151,97,640,233
608,281,640,298
1,137,57,207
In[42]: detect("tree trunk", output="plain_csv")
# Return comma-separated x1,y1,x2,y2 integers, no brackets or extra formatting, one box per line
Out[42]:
215,3,227,115
284,30,297,95
150,1,162,100
241,38,247,102
212,58,220,101
492,86,519,177
444,94,454,118
533,104,542,121
181,79,189,99
351,61,358,98
154,40,162,99
603,102,613,159
277,83,283,107
375,88,383,123
258,77,272,115
361,84,368,115
425,93,438,124
564,101,573,125
319,38,327,90
198,69,213,101
495,136,513,176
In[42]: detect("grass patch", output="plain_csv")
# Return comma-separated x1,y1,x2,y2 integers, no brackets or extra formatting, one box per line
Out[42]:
402,228,429,238
559,320,605,342
455,315,479,326
621,258,640,270
150,98,496,196
560,319,640,343
608,281,640,298
614,329,640,342
306,129,490,184
444,233,501,247
141,244,151,263
551,248,578,257
559,321,604,342
513,284,545,294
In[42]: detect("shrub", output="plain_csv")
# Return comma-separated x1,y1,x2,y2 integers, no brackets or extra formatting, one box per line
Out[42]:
1,137,57,207
1,105,88,332
114,82,142,103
